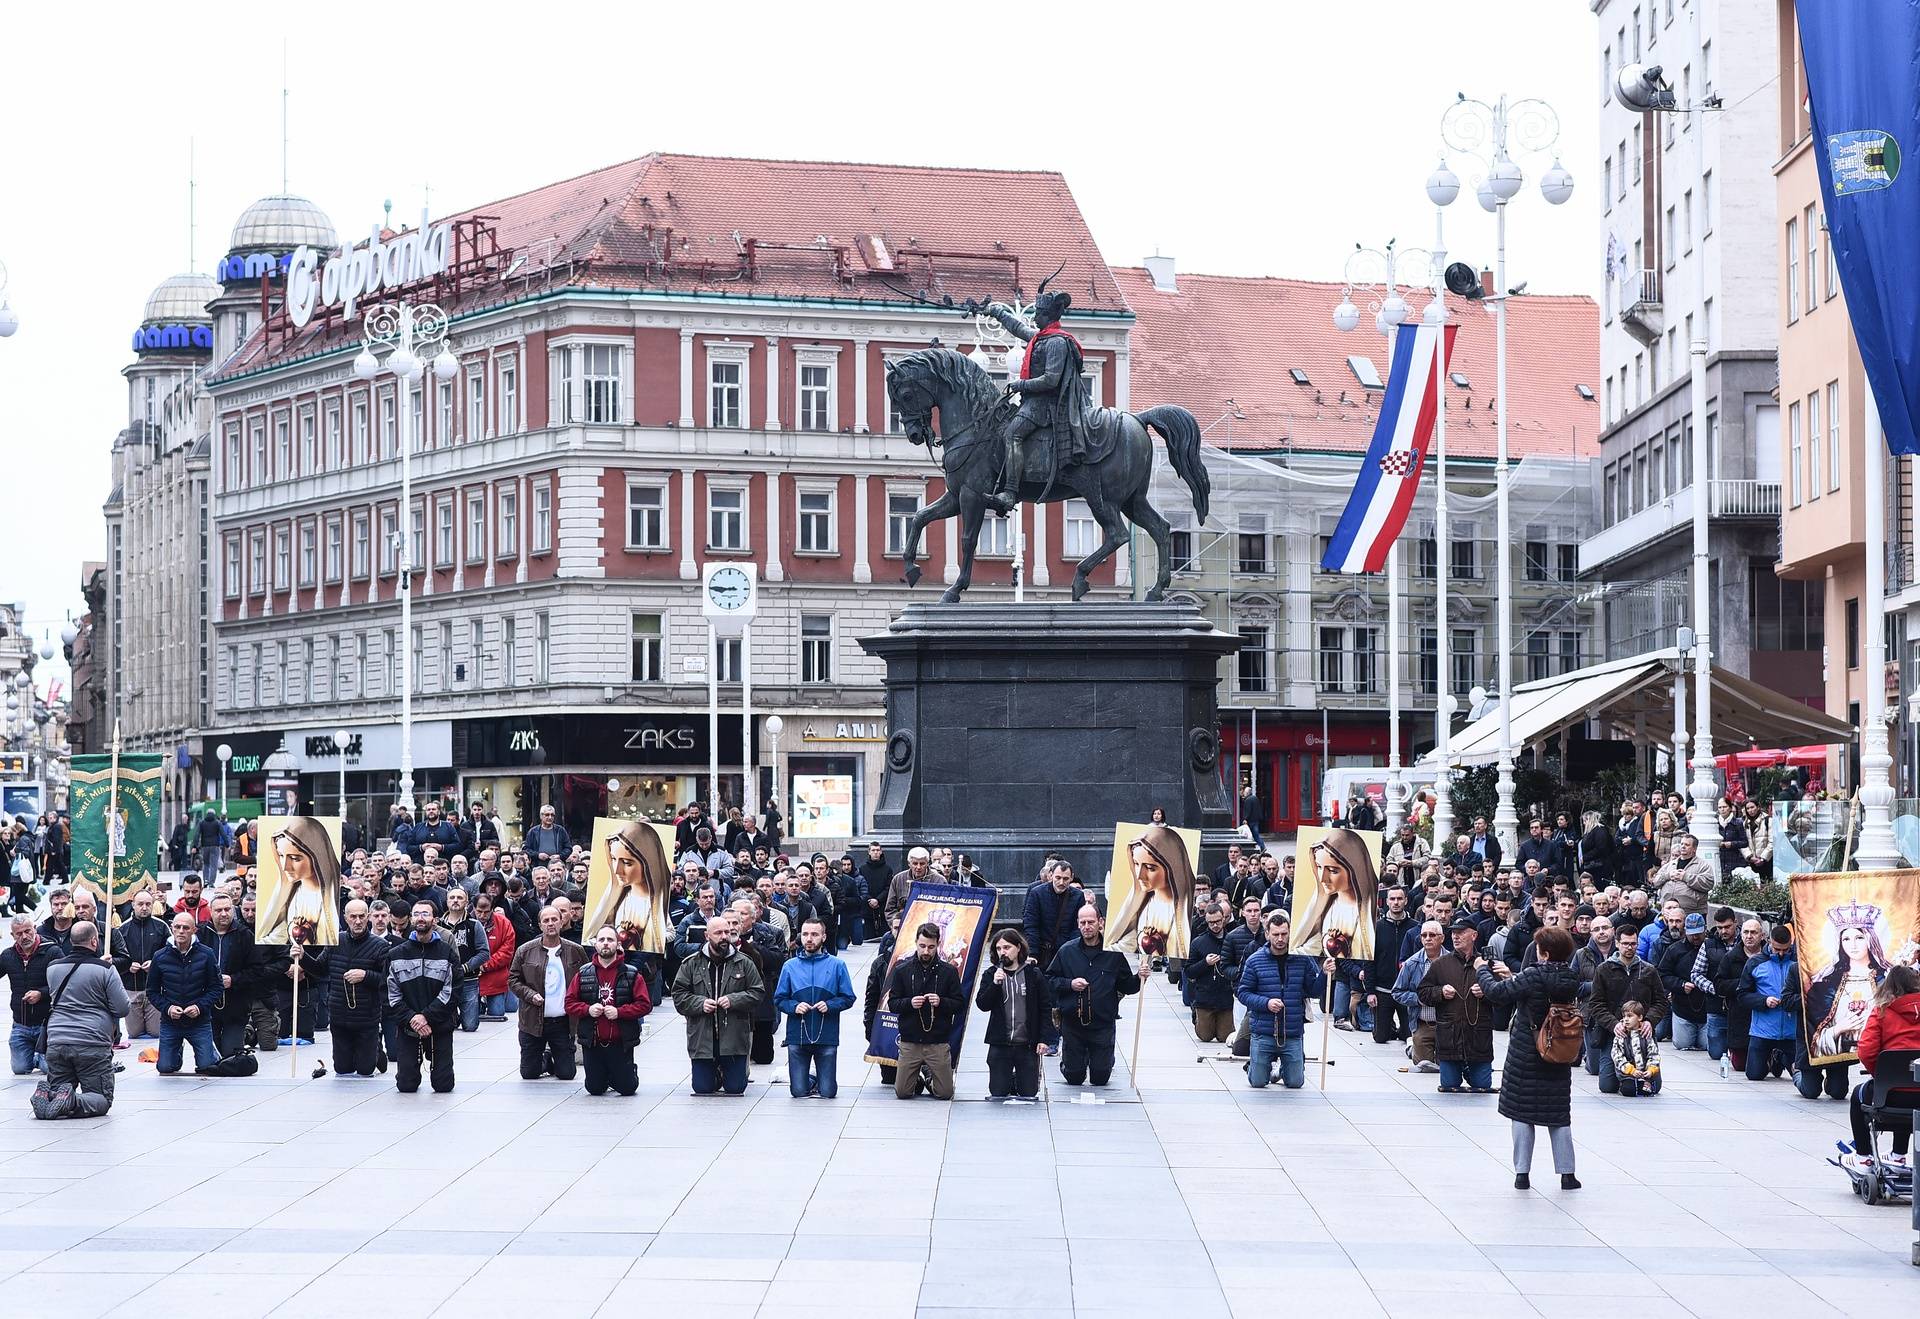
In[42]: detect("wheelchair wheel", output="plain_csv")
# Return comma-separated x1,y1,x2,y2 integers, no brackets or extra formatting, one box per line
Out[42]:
1863,1167,1882,1205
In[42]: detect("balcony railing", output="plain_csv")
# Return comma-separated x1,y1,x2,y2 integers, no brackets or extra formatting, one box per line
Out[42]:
1624,268,1662,310
1581,480,1782,573
1891,542,1918,593
1711,479,1781,517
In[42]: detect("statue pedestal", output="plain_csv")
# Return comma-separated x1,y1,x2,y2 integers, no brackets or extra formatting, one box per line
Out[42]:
858,601,1242,901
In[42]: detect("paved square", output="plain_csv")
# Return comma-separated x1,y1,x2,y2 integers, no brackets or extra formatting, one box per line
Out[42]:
4,945,1917,1318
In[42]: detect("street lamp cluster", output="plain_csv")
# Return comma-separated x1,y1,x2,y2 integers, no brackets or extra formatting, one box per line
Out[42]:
0,258,17,338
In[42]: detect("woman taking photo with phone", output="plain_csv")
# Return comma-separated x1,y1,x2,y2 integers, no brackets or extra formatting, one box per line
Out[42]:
1477,924,1582,1191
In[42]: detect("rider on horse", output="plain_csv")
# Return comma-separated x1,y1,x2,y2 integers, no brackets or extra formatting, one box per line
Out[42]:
984,290,1090,515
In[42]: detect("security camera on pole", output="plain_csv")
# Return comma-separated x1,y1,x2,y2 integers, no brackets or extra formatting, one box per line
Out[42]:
1616,44,1728,873
1429,93,1574,857
702,563,757,818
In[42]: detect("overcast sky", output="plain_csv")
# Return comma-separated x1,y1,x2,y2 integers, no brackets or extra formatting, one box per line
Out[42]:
0,1,1600,692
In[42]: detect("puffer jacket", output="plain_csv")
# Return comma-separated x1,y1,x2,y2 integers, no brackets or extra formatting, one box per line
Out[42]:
773,949,857,1048
326,927,391,1029
1858,992,1920,1076
477,908,516,998
1235,946,1326,1040
1479,960,1580,1128
1738,949,1800,1041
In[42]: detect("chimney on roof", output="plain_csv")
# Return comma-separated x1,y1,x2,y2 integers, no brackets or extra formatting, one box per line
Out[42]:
1144,254,1177,293
1480,268,1494,298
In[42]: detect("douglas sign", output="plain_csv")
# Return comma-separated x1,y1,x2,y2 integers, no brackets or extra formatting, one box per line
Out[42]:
286,209,453,328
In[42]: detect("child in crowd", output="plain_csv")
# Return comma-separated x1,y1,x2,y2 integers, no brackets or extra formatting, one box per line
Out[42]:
1611,999,1662,1096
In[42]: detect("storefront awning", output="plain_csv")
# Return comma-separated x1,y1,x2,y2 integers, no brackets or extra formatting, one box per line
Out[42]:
1435,648,1854,767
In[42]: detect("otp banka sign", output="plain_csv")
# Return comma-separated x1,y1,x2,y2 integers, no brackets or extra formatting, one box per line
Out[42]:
286,211,453,328
131,323,214,353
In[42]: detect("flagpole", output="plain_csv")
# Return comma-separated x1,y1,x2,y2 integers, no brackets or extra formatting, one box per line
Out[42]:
105,721,122,965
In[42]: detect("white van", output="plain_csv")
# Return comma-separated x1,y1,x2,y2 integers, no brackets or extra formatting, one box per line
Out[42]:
1321,764,1444,825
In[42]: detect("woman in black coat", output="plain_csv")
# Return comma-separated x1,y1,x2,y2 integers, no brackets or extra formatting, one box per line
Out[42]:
1576,811,1614,888
1477,924,1582,1191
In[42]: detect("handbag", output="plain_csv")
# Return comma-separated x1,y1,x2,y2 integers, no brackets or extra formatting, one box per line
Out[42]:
1535,998,1585,1066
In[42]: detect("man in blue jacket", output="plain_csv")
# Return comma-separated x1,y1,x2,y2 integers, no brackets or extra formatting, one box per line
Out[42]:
1236,912,1333,1090
773,918,857,1098
148,911,223,1074
1737,924,1800,1082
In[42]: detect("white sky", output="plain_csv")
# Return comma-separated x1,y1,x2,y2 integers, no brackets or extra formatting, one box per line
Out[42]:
0,1,1601,692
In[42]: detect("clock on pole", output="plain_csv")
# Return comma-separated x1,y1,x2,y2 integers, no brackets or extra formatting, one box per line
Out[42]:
700,562,758,819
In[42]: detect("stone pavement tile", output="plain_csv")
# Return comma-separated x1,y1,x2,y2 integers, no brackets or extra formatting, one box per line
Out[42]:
1654,1272,1844,1319
787,1235,930,1261
435,1272,623,1316
1344,1264,1516,1295
1068,1278,1232,1316
31,1248,203,1273
919,1259,1073,1309
626,1254,781,1282
193,1249,345,1276
501,1230,655,1257
1226,1284,1386,1319
1767,1245,1920,1278
1500,1269,1663,1297
3,1270,172,1319
1370,1293,1542,1319
357,1228,516,1256
215,1227,375,1254
275,1272,468,1318
0,1246,55,1278
772,1257,924,1305
127,1271,310,1318
1479,1245,1628,1274
645,1231,791,1261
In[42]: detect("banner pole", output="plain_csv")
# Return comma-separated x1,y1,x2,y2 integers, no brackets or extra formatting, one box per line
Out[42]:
1841,788,1861,872
105,721,122,953
1318,974,1333,1090
1129,958,1148,1085
289,938,300,1080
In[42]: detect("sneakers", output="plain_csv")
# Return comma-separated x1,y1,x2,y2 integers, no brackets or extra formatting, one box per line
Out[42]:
30,1082,75,1121
1886,1152,1911,1169
1415,1060,1440,1074
1840,1151,1876,1174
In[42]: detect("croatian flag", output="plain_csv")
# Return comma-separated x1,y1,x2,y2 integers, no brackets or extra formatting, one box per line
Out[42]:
1319,322,1457,574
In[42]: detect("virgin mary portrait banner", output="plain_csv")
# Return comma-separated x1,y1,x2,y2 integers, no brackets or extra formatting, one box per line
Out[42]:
1290,825,1382,963
1105,822,1201,961
1789,868,1920,1066
255,816,343,946
582,818,675,954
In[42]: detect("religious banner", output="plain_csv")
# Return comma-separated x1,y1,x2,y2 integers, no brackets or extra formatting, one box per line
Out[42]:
1790,869,1920,1066
581,818,675,954
1105,821,1201,960
69,752,163,905
863,881,996,1068
1290,825,1383,962
254,816,344,946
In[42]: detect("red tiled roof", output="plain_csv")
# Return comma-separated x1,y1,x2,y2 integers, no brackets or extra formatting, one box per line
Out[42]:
1113,267,1600,460
215,153,1126,378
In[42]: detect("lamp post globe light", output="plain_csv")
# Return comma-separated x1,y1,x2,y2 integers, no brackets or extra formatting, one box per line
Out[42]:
216,742,232,816
1332,240,1439,833
355,301,458,816
1432,92,1572,857
1611,36,1740,870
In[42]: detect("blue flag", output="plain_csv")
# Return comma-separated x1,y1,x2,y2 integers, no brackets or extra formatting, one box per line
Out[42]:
1798,3,1920,455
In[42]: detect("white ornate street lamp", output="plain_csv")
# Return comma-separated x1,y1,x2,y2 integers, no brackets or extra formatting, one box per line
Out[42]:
1432,93,1573,856
0,259,17,338
354,302,458,816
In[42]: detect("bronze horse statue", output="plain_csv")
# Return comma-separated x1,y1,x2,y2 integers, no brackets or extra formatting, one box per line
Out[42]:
884,347,1210,603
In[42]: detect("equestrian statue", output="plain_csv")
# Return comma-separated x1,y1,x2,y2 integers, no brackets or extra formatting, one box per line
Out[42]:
883,284,1210,604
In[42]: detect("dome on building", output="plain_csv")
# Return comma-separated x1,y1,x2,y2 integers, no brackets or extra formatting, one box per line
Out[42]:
229,194,337,252
141,272,218,324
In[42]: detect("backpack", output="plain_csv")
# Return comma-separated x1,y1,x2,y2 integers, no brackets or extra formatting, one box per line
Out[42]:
1535,999,1585,1066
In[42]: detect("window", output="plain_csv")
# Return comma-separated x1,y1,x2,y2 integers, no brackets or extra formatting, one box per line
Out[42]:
274,415,291,478
503,617,519,687
1237,625,1270,694
300,411,316,472
627,481,667,549
574,343,621,424
1602,158,1613,214
1786,217,1800,323
1751,565,1826,652
886,491,922,555
225,427,242,486
1236,514,1269,575
1829,380,1842,492
223,539,241,598
324,519,342,582
437,380,455,444
352,398,369,465
1416,536,1438,580
1559,631,1582,675
497,356,518,434
498,486,518,557
1682,189,1693,253
1168,514,1193,573
1807,390,1823,502
1826,217,1839,299
533,482,553,554
273,527,291,589
1664,207,1676,270
1318,626,1345,693
1353,627,1379,694
466,373,486,442
466,493,486,563
1524,539,1549,582
978,513,1012,558
325,405,343,468
1346,356,1383,389
1804,204,1818,316
436,499,455,567
1527,633,1551,682
379,509,398,574
799,362,831,431
631,614,664,682
1065,500,1097,558
1788,400,1803,507
411,505,426,572
379,394,396,459
798,489,835,553
714,634,741,684
1846,597,1861,669
251,420,267,478
709,355,745,428
468,619,484,687
801,614,834,683
249,643,260,706
1633,123,1643,183
1702,170,1714,236
438,621,453,690
1450,627,1479,695
1556,544,1578,583
388,628,399,696
708,486,745,550
1418,627,1438,696
534,612,549,684
1449,534,1478,580
354,635,367,698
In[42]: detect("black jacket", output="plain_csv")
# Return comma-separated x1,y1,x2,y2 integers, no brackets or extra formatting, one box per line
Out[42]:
110,914,173,991
326,928,392,1028
1707,937,1756,1042
1180,928,1241,1012
196,922,259,1022
386,931,458,1032
1657,936,1712,1023
1480,960,1579,1128
1370,914,1413,994
1586,955,1668,1035
887,953,964,1043
0,939,55,1026
977,961,1051,1046
1046,940,1141,1026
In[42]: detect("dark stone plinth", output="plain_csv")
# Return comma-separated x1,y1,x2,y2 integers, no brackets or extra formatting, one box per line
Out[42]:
858,601,1242,904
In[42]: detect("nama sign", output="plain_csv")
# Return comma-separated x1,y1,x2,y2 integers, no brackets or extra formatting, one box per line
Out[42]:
286,209,453,328
132,323,214,353
217,251,295,283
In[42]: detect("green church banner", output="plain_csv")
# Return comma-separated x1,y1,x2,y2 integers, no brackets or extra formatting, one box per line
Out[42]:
71,752,164,904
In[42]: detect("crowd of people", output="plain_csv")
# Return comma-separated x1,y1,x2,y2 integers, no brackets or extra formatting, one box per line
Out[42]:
6,787,1918,1205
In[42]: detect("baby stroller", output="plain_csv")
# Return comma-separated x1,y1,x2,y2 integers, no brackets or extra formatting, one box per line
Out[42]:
1830,1050,1919,1207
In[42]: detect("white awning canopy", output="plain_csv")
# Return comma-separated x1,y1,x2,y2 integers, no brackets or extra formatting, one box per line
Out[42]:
1436,648,1854,767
